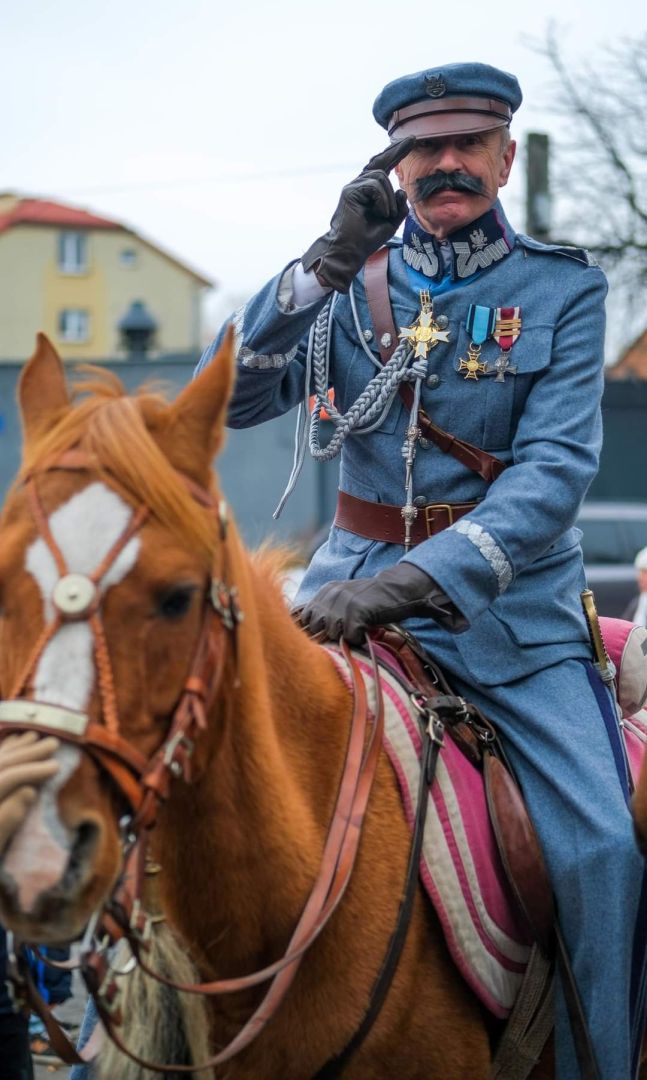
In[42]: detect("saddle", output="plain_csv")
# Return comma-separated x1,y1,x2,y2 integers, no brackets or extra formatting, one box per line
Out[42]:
372,624,555,953
325,624,549,1019
326,617,647,1023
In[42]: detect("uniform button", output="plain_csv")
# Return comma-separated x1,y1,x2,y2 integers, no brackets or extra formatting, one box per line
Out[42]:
362,329,374,342
435,314,449,329
413,496,428,508
426,373,440,389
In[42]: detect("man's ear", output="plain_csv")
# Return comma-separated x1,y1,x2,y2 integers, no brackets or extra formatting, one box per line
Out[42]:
498,139,517,188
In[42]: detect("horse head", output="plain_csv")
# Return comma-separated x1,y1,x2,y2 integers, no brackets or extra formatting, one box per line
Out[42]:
0,330,235,943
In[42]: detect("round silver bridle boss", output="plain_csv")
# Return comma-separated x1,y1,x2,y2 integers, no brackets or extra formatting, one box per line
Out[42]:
52,573,98,617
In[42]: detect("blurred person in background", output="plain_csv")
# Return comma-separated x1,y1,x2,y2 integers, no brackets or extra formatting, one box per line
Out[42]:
25,944,75,1067
623,546,647,626
0,734,59,1080
0,929,33,1080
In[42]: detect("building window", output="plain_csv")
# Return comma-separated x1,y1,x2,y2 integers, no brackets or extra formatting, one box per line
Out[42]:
58,309,90,342
120,248,137,268
58,231,87,273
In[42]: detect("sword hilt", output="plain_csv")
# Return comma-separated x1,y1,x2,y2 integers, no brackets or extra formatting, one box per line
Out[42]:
580,589,613,683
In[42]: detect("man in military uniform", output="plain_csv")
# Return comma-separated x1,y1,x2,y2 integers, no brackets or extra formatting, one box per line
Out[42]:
198,63,646,1078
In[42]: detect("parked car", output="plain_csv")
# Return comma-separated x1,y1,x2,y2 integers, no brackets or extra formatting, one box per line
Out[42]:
577,501,647,618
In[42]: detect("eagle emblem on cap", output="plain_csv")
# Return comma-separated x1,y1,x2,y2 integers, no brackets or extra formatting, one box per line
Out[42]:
424,75,446,98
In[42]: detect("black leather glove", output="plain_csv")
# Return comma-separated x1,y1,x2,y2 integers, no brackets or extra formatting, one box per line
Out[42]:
300,562,466,645
301,139,416,293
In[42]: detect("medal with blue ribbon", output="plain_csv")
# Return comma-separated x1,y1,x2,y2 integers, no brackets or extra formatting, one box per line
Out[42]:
458,304,496,380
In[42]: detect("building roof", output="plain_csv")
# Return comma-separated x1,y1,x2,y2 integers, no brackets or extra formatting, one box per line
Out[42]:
607,328,647,380
0,193,214,287
0,196,119,234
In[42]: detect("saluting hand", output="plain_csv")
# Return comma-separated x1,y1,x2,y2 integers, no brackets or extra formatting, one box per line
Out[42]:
301,139,416,294
0,732,59,851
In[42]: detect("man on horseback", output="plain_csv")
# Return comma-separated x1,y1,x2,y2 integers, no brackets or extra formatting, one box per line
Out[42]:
0,61,642,1079
0,59,625,1080
195,60,646,1078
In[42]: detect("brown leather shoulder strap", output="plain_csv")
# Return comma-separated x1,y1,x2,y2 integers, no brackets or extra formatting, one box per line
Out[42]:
363,248,507,485
364,247,399,363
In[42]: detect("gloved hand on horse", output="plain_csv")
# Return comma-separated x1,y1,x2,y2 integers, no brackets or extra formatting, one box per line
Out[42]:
301,138,416,293
300,562,465,646
0,733,59,850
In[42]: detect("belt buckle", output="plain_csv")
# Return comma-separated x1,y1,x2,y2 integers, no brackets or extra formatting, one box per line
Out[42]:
423,503,454,537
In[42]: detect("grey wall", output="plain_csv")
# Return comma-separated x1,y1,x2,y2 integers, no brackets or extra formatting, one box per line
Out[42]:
588,380,647,501
0,358,339,551
0,361,645,549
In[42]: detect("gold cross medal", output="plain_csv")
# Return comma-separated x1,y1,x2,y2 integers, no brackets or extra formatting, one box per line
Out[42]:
458,343,487,380
458,304,497,381
398,290,450,359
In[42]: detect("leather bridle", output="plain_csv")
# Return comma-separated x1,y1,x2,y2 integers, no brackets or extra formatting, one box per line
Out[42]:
0,451,239,836
0,450,396,1075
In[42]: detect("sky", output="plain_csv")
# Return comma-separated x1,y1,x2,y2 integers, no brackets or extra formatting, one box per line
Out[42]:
3,0,645,349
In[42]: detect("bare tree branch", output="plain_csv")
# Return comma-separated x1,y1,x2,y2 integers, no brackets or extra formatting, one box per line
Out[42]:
526,27,647,355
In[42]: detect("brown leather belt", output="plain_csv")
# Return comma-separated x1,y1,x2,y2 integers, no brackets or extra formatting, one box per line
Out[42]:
334,490,478,546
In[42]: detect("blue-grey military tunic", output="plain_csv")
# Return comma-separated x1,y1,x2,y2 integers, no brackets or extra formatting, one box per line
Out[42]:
198,200,605,685
197,201,647,1080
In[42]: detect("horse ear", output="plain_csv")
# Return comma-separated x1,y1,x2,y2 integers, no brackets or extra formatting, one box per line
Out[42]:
169,325,236,463
18,334,70,447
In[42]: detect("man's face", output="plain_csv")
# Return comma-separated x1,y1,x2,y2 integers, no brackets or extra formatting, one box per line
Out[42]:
394,129,516,239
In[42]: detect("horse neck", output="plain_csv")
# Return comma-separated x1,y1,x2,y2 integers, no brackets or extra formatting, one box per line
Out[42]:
156,530,353,977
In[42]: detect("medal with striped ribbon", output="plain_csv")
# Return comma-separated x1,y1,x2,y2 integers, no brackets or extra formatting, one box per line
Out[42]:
492,306,522,382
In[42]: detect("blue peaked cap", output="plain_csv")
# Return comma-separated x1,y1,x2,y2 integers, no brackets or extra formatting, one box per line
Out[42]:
373,62,522,141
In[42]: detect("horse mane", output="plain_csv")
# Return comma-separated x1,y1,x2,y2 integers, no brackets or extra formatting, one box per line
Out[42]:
18,368,218,562
250,540,303,581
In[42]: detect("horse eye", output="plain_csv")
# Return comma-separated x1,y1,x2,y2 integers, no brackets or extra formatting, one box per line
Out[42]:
156,586,196,619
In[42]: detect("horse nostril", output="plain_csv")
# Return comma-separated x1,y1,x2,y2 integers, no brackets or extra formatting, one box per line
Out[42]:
63,820,100,890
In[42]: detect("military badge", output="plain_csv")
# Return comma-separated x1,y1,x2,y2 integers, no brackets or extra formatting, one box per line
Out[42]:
424,75,446,98
399,290,450,358
459,305,496,381
458,344,487,380
492,306,522,381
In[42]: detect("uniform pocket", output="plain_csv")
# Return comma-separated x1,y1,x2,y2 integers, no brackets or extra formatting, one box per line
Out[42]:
449,325,554,451
489,530,587,646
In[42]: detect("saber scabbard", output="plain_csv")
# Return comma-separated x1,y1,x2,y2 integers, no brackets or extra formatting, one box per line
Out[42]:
581,588,614,684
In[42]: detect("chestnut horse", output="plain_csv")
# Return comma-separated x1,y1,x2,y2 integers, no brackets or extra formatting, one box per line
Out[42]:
0,333,551,1078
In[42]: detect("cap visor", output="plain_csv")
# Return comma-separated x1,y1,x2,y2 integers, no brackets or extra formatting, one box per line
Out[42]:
390,112,508,141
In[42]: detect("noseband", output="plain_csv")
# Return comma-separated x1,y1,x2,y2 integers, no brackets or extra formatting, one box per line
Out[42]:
0,450,242,833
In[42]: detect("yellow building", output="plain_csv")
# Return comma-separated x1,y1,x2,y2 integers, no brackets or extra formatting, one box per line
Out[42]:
0,192,213,361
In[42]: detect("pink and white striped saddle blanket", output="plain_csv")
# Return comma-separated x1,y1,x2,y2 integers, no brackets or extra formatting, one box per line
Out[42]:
326,617,647,1019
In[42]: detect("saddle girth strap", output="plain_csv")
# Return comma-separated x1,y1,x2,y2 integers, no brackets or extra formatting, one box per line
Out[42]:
363,247,507,485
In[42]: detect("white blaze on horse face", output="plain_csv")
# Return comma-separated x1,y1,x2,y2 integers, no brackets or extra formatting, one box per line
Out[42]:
25,482,140,709
3,482,141,913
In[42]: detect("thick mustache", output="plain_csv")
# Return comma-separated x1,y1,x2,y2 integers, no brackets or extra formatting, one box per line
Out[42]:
414,171,486,200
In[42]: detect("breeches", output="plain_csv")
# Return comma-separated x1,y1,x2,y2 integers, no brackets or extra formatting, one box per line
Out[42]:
408,617,647,1080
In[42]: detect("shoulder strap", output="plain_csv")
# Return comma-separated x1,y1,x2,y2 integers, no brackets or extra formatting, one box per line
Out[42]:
363,248,507,485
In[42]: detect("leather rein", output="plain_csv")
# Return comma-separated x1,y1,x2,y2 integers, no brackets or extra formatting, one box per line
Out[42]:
1,450,437,1075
